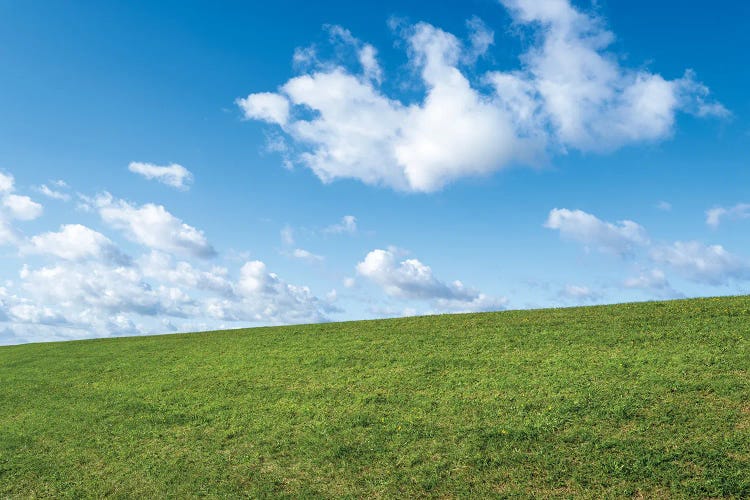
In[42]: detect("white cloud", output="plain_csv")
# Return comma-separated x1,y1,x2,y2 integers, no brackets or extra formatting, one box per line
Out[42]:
0,172,338,344
324,215,357,234
465,16,494,62
128,162,194,190
137,251,233,296
25,224,126,263
0,217,18,246
236,92,290,125
3,194,43,220
238,1,724,192
327,25,384,84
19,262,193,320
559,284,601,302
356,248,506,312
36,184,71,201
291,248,324,262
95,194,216,258
623,269,670,290
206,260,332,324
0,172,14,193
545,208,648,255
0,173,44,246
280,225,295,246
650,241,749,285
706,203,750,228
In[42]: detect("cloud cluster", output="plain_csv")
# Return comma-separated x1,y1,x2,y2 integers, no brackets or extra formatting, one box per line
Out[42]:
238,0,724,192
0,172,336,344
547,208,750,288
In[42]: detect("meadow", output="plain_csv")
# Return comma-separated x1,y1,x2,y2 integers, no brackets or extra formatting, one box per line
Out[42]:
1,296,749,498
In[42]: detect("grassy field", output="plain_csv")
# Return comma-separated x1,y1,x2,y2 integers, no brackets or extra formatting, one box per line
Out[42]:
1,296,749,498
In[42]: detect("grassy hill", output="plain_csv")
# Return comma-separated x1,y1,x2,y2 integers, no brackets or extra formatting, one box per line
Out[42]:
1,296,749,498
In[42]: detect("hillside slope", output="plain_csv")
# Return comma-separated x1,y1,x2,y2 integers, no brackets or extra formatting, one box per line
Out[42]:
1,297,749,497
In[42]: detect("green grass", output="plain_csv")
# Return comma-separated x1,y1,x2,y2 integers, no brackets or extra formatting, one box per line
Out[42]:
1,296,749,498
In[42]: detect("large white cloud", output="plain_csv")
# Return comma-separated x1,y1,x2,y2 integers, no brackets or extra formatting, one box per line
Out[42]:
545,208,648,255
237,0,724,192
94,194,216,258
356,248,506,312
128,162,194,191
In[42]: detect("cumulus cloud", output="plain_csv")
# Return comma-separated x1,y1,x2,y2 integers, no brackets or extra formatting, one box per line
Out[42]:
24,224,127,263
545,208,648,255
706,203,750,228
94,194,216,258
137,251,234,296
238,0,724,192
0,170,338,345
356,248,506,312
3,194,43,220
6,249,332,343
128,162,194,190
650,241,749,285
19,262,193,320
324,215,357,234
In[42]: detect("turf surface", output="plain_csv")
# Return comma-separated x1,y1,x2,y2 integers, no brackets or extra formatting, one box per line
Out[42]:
1,296,749,498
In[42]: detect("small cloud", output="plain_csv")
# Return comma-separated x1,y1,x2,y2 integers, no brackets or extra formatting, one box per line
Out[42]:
656,201,672,211
36,184,70,201
545,208,648,256
280,225,295,246
128,162,194,191
324,215,357,235
558,284,601,302
291,248,324,263
706,203,750,228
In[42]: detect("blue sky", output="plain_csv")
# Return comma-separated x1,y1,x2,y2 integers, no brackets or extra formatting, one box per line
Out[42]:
0,0,748,344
